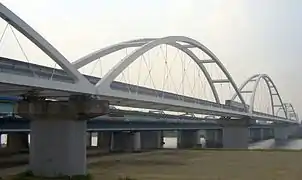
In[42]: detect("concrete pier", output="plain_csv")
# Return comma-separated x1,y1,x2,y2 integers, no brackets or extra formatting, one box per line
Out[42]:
274,126,289,141
262,128,273,140
140,131,163,150
249,128,263,142
30,120,87,177
86,132,92,147
110,131,132,152
204,129,222,148
288,125,302,138
97,131,112,151
221,118,250,149
17,97,108,177
6,132,28,152
110,131,162,152
110,131,143,152
177,130,200,148
132,132,141,152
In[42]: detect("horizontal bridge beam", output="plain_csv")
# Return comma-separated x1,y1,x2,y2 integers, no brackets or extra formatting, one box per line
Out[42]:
273,105,283,107
197,59,216,64
212,79,230,83
241,90,253,93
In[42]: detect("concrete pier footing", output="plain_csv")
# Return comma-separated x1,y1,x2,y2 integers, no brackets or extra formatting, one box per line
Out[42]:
97,131,112,151
132,132,141,152
29,119,87,177
274,126,289,141
17,98,109,177
249,128,263,142
6,132,29,152
177,130,200,149
110,131,132,152
204,129,222,148
109,130,162,152
221,118,250,149
86,132,92,147
140,131,163,150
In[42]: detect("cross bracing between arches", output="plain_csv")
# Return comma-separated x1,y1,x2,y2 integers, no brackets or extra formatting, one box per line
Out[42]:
73,36,246,107
231,74,294,120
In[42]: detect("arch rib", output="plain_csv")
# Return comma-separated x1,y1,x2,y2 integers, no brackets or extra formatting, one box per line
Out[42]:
263,77,275,116
232,74,287,118
75,38,221,102
0,3,92,88
77,36,246,106
231,74,259,100
72,38,156,69
284,103,299,121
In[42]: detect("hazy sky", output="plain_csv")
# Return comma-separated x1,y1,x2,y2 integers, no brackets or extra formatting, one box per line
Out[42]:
1,0,302,116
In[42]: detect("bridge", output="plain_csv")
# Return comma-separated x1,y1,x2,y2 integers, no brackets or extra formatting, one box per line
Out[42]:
0,3,300,177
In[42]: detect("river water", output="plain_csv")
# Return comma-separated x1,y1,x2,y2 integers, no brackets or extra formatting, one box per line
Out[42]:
163,137,302,149
2,135,302,149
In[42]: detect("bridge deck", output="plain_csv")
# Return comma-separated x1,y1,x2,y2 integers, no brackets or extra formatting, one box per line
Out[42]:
0,57,295,123
0,115,274,133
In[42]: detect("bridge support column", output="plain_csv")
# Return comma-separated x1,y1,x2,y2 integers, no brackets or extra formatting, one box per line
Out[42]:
267,128,274,139
110,131,134,152
6,132,29,152
110,131,142,152
132,132,141,152
141,131,163,150
221,118,250,149
274,126,289,141
204,129,222,148
110,132,124,152
288,125,299,139
97,131,112,151
288,125,301,139
249,128,263,142
17,97,108,177
177,130,201,149
86,132,92,147
262,128,272,140
259,128,264,140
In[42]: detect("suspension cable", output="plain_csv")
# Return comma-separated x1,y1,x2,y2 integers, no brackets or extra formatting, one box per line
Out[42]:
9,25,37,77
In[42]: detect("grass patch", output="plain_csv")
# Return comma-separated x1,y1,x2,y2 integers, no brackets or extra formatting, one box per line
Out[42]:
88,149,302,180
3,149,302,180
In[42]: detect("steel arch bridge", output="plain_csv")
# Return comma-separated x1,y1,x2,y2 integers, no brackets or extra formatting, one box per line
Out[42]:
232,74,288,118
0,3,299,123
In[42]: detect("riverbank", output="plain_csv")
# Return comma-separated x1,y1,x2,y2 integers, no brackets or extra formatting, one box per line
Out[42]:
87,149,302,180
2,149,302,180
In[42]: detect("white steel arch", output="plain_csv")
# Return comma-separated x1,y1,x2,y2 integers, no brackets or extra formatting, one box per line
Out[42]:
72,38,155,69
231,74,287,117
283,103,298,121
74,39,221,103
75,36,246,106
0,3,92,89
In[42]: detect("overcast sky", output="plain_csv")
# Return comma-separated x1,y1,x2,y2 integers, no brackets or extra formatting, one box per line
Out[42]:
1,0,302,117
